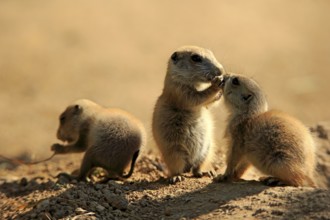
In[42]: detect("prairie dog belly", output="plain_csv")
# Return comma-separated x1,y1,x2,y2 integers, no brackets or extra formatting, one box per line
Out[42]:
151,46,224,180
154,105,212,165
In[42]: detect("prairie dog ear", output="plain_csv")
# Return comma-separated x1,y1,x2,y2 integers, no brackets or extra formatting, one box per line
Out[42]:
171,52,179,64
59,113,66,124
242,94,253,102
73,104,83,114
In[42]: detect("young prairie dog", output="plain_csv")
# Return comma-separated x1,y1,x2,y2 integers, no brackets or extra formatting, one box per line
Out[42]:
152,46,225,183
51,99,146,181
214,74,316,187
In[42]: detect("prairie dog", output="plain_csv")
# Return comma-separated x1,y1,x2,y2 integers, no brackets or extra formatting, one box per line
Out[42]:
214,74,316,187
51,99,146,181
152,46,225,183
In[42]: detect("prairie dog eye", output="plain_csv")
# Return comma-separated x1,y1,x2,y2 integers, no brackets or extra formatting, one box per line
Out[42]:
191,54,202,62
232,77,239,86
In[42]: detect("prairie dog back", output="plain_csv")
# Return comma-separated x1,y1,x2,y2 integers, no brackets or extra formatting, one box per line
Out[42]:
215,74,316,187
88,108,146,174
52,99,146,181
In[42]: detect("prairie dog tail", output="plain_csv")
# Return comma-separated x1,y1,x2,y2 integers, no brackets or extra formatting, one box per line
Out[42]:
122,150,140,178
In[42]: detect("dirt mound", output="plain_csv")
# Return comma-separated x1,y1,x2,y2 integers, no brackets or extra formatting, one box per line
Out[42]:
1,124,329,219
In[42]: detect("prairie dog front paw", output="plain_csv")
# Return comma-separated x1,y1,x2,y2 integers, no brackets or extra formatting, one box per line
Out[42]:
211,76,224,89
51,143,66,154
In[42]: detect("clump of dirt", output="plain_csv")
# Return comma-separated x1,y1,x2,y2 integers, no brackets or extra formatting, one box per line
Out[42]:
310,122,330,188
0,124,329,219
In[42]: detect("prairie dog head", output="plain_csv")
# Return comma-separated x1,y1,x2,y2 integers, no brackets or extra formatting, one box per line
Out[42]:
56,99,100,143
222,74,268,115
167,46,225,86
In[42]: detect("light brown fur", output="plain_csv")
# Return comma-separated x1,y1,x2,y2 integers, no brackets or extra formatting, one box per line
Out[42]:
51,99,146,181
214,74,316,187
152,46,225,183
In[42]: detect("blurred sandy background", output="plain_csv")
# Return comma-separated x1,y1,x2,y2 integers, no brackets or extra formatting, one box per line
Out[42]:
0,0,329,158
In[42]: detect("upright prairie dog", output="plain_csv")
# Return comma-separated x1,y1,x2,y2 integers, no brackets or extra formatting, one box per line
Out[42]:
214,74,316,187
51,99,146,181
152,46,225,183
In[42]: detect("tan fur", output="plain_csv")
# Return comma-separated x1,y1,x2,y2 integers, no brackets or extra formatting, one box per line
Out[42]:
152,46,225,182
51,99,146,181
215,74,316,187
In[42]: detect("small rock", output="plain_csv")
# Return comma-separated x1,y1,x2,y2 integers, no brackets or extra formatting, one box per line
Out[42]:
52,209,66,218
20,177,28,186
114,188,123,194
108,181,121,189
252,208,267,216
37,199,50,210
271,210,284,216
62,206,73,215
94,184,103,190
63,192,73,200
107,195,128,211
183,198,191,203
101,202,110,209
38,212,53,220
96,204,105,212
78,191,89,200
164,207,171,216
90,201,99,211
113,209,123,217
243,206,253,211
57,175,71,185
67,199,78,207
75,207,87,215
140,199,148,207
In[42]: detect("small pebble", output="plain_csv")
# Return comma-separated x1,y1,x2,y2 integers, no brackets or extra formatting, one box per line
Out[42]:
96,204,106,212
107,195,128,211
39,212,53,220
164,207,171,216
75,207,87,215
20,177,28,186
36,199,50,210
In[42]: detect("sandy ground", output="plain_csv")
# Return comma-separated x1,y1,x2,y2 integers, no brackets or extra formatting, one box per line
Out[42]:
0,0,330,219
0,124,329,219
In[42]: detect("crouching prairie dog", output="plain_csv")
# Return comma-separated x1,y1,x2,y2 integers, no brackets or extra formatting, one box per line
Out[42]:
51,99,146,181
214,74,316,187
152,46,225,183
